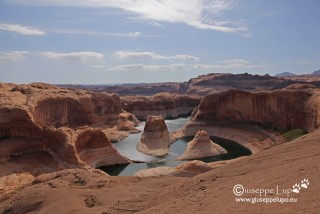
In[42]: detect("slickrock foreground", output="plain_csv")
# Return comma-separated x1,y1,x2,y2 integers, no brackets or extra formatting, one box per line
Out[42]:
136,115,171,156
177,130,227,160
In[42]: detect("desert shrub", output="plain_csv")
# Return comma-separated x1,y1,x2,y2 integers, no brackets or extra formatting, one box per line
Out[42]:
282,129,306,141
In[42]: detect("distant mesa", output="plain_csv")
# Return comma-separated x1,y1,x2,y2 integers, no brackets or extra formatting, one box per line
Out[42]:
275,72,296,77
136,115,171,156
60,72,320,96
312,70,320,75
177,130,227,160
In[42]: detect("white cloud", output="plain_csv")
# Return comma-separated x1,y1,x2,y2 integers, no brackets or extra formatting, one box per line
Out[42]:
109,63,187,72
4,0,247,33
223,58,253,68
173,55,199,61
96,55,257,73
0,23,46,36
128,32,141,37
192,59,264,69
114,51,199,61
298,61,314,64
107,58,263,72
39,52,104,61
114,51,169,60
47,28,142,37
0,51,28,61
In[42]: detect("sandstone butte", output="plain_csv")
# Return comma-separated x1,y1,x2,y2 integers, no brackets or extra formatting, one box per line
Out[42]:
176,130,227,160
136,115,171,156
0,82,135,177
121,92,201,120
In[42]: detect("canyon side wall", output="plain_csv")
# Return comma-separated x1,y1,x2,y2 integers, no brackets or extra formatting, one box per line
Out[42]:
190,85,320,132
121,93,201,120
0,82,131,174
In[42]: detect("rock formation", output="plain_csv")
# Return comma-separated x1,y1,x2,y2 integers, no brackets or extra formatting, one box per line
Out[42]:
1,79,320,213
62,82,182,96
0,173,35,196
1,128,319,213
184,73,320,95
75,128,130,168
0,82,134,129
135,160,214,177
121,92,201,120
0,82,132,176
0,126,131,176
168,84,320,155
191,86,320,132
177,130,227,160
136,115,171,156
65,73,320,96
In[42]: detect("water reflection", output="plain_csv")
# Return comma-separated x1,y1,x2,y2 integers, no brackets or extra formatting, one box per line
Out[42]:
112,117,188,162
100,161,186,176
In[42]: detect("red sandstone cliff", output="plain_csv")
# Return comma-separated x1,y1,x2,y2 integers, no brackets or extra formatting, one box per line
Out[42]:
121,93,201,120
190,85,320,132
0,82,131,175
75,128,130,168
0,82,138,135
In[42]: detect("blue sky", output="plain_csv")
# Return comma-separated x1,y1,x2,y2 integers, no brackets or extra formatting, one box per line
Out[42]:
0,0,319,84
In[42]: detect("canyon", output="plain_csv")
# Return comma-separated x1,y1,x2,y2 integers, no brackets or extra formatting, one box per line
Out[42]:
1,73,320,213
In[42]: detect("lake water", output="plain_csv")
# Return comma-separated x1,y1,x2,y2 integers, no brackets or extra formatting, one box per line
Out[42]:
99,117,251,176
